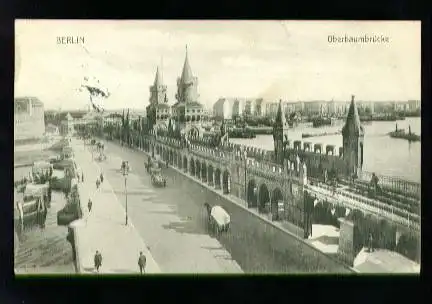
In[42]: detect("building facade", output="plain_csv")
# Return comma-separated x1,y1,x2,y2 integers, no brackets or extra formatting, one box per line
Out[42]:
14,97,45,141
60,113,75,136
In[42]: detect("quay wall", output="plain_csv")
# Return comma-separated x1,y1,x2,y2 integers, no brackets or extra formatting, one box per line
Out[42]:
200,183,354,273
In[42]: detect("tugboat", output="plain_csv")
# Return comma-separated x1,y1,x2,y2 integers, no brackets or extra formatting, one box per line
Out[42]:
311,117,332,128
388,124,420,142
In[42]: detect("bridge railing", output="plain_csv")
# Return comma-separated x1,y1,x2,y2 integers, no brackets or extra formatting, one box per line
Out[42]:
306,183,420,231
359,171,420,199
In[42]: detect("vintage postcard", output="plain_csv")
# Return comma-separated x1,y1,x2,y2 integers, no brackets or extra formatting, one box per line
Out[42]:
14,20,420,274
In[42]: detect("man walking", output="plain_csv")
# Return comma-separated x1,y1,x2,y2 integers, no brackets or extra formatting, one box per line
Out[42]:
94,250,102,272
96,177,101,189
88,199,93,212
100,172,104,183
138,251,146,274
81,173,84,183
367,233,374,253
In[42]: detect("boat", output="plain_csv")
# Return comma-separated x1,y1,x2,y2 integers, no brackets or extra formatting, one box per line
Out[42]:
57,184,82,226
302,131,341,138
311,117,332,128
228,128,256,138
388,130,420,142
14,186,48,235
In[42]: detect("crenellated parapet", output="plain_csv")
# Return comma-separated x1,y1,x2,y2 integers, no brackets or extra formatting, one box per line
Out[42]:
291,140,343,157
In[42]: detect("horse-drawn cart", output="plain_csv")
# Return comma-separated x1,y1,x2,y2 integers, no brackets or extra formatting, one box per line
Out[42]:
204,203,230,234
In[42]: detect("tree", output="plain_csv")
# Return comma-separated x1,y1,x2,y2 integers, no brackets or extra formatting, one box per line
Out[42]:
125,109,130,143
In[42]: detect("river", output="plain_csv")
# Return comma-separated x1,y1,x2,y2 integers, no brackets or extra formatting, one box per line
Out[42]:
230,117,421,183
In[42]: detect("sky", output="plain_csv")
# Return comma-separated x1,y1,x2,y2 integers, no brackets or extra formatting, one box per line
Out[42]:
15,20,421,111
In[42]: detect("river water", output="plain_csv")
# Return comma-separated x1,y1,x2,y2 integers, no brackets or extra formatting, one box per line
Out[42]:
230,117,421,183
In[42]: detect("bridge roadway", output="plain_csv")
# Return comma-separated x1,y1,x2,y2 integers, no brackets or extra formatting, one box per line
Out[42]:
98,140,348,273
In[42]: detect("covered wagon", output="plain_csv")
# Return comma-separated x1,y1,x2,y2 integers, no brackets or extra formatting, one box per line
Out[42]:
204,203,231,234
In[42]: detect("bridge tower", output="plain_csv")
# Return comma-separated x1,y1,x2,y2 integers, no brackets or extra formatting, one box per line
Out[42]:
172,45,206,138
273,100,289,165
147,65,170,132
342,95,365,177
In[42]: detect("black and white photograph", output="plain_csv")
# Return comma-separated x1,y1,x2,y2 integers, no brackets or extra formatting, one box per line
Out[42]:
14,20,421,274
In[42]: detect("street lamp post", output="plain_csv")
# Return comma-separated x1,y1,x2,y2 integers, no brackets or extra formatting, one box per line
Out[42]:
122,161,129,225
243,150,247,203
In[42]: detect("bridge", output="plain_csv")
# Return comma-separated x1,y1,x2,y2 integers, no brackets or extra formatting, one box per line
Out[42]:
133,134,420,264
77,111,421,267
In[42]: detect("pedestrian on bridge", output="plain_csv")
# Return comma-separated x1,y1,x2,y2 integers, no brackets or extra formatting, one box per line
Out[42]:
82,173,84,183
96,177,101,189
88,199,93,212
94,250,102,272
138,251,146,274
367,233,374,253
100,172,104,183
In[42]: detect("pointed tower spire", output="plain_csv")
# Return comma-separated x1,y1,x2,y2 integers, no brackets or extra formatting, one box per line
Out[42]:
274,99,287,127
342,95,364,137
273,99,288,165
154,66,163,87
181,44,193,83
342,95,365,177
161,56,164,84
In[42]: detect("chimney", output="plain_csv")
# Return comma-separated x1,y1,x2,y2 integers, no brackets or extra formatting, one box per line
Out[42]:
351,95,355,102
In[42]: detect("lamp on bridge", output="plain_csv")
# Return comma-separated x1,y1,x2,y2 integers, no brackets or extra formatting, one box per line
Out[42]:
243,149,247,201
121,160,130,226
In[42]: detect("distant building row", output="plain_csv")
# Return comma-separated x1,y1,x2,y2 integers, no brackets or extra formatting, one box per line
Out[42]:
214,98,421,120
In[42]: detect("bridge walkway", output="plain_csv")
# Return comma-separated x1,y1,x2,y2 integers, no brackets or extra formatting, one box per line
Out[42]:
305,183,420,231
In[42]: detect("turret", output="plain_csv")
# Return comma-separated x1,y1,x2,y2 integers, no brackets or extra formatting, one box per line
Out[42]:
149,65,167,105
273,99,289,165
176,45,199,104
342,95,364,177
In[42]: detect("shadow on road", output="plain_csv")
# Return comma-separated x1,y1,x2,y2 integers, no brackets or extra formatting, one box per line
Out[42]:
147,211,177,215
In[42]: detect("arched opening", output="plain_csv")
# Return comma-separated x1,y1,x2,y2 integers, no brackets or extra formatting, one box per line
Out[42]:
189,158,195,175
258,184,270,213
187,127,200,140
360,142,364,168
195,160,201,178
177,153,181,168
183,156,188,172
271,188,283,221
201,162,207,182
222,170,231,194
214,168,221,189
207,165,214,186
247,179,258,208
